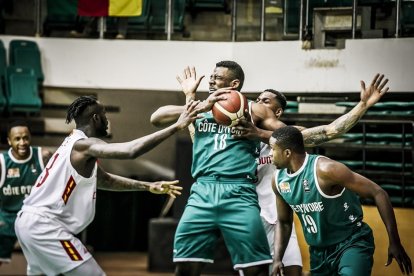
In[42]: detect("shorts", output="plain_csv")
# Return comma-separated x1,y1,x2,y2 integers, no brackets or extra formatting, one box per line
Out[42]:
173,177,273,270
309,223,375,276
0,210,18,262
262,217,302,267
14,210,92,275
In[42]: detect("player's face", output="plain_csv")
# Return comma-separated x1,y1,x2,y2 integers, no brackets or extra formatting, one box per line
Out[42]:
95,104,109,137
209,67,234,93
8,126,31,160
256,92,279,112
269,136,287,169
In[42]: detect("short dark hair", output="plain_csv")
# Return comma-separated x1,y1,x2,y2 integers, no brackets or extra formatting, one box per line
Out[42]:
216,60,245,91
66,95,98,124
263,89,287,110
271,126,305,154
7,120,30,135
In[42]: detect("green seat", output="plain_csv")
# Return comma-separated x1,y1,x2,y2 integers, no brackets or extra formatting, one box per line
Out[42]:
148,0,186,33
6,66,42,113
0,84,6,113
191,0,227,9
9,40,44,82
0,40,6,82
126,0,151,32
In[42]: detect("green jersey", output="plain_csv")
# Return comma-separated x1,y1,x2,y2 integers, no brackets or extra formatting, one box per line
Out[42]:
191,103,260,181
0,147,44,213
275,154,364,247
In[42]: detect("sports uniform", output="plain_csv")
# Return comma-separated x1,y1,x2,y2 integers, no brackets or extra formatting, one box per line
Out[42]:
173,103,273,270
275,153,374,276
15,130,97,275
0,147,44,263
256,142,302,269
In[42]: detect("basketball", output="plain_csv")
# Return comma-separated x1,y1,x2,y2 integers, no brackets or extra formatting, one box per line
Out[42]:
212,90,248,127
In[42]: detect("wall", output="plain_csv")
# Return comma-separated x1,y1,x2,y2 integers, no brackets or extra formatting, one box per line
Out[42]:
1,35,414,92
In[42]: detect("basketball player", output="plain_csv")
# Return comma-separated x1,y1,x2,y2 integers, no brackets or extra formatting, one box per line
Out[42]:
151,67,388,275
14,96,200,275
270,126,412,276
0,121,52,266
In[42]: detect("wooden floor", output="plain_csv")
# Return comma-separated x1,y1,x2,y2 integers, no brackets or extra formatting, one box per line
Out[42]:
0,252,175,276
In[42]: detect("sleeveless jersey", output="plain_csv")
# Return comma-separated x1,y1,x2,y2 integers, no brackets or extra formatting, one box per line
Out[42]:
22,129,97,234
275,154,364,247
256,142,277,223
191,102,260,180
0,147,45,213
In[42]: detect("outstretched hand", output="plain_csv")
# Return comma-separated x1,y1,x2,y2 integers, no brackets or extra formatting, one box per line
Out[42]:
386,242,412,275
176,100,202,130
149,180,183,198
176,66,205,98
360,73,389,108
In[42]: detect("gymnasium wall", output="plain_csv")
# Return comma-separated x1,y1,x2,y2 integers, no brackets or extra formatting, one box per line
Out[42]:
1,35,414,92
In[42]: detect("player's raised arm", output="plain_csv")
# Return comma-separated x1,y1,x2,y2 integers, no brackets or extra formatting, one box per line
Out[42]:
316,157,412,275
301,73,389,147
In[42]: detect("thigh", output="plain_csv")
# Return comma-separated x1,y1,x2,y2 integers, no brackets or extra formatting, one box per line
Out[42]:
219,185,272,269
173,183,219,263
337,233,374,276
15,211,92,275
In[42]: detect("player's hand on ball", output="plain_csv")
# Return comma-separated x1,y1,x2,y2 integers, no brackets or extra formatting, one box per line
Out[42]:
149,180,183,198
199,88,233,113
232,112,259,140
176,100,202,130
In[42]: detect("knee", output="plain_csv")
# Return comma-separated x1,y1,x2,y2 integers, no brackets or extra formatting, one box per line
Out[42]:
175,262,204,276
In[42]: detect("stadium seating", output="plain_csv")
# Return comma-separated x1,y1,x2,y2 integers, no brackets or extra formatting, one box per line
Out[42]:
6,66,42,113
148,0,187,33
0,84,6,113
9,40,44,82
124,0,151,33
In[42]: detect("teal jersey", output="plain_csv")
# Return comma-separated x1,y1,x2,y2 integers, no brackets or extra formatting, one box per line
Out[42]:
191,103,260,180
275,154,364,247
0,147,45,213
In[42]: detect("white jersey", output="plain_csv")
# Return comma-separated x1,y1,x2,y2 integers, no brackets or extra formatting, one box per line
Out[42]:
256,142,277,224
22,129,97,234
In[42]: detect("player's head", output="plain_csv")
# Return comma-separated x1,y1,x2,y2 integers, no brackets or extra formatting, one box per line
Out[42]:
269,126,305,169
210,60,245,92
256,89,287,119
66,95,109,137
7,120,32,160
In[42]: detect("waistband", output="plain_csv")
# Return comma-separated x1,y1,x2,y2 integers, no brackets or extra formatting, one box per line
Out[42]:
197,175,256,184
20,205,55,220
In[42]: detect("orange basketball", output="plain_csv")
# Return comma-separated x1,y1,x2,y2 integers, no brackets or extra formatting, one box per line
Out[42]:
212,90,248,127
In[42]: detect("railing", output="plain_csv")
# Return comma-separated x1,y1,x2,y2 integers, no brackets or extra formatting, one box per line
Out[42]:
33,0,413,41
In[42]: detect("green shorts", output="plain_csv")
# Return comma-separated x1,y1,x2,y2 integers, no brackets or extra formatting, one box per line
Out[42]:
0,210,18,261
173,176,272,270
309,223,375,276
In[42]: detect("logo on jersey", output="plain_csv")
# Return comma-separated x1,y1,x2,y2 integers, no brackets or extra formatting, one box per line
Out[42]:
6,168,20,178
279,182,291,193
302,179,310,193
343,202,349,211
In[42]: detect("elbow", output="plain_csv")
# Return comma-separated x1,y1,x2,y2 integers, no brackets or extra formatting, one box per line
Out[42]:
150,113,162,127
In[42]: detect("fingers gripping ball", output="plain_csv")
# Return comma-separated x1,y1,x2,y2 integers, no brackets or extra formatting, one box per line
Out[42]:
212,90,248,127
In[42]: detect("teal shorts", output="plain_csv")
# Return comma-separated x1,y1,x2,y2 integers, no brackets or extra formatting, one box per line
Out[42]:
0,210,18,260
309,223,375,276
173,177,272,270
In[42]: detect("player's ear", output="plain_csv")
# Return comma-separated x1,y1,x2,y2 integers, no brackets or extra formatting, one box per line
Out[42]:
284,149,291,158
230,79,240,89
275,108,283,119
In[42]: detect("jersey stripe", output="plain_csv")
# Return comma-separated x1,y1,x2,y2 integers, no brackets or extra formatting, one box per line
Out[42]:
60,240,83,261
62,176,77,204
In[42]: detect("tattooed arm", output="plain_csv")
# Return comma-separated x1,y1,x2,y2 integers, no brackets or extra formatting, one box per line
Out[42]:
301,73,389,147
97,167,183,197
